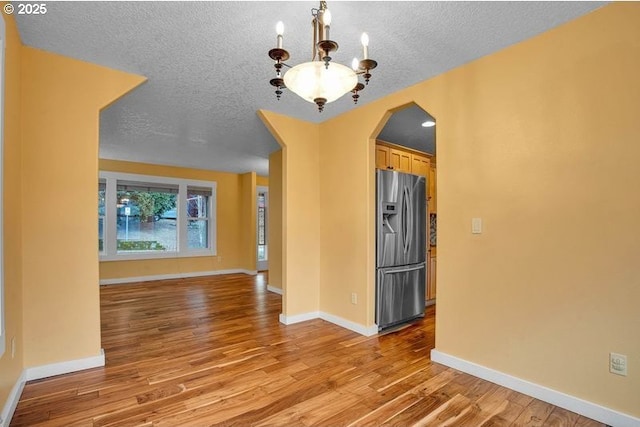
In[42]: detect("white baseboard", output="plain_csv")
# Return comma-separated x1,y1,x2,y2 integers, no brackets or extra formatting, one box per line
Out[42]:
0,371,26,427
1,350,105,426
278,311,378,337
25,349,105,381
430,350,639,427
319,311,378,337
100,269,257,285
279,311,319,325
267,285,283,295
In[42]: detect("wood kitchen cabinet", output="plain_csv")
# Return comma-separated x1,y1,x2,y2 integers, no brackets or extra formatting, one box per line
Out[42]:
427,164,436,302
428,164,437,214
428,255,437,301
375,142,430,176
389,148,412,173
411,154,430,177
375,145,391,170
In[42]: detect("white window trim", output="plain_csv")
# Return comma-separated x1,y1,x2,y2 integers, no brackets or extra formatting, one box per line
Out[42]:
99,171,217,262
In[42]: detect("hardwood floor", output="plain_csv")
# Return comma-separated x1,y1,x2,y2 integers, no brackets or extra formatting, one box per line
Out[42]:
11,273,604,426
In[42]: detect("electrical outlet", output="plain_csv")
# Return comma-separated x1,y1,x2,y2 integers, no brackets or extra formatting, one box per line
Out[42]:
351,293,357,305
11,337,15,359
610,352,627,376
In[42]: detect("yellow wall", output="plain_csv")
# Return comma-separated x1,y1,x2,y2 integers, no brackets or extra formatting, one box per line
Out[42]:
99,159,265,279
267,150,283,290
258,111,320,316
0,11,24,408
319,109,391,326
263,3,639,417
256,175,268,187
20,48,144,367
240,172,257,272
432,4,639,414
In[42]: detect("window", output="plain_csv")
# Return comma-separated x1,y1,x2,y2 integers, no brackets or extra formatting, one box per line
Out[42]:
257,191,267,262
98,179,106,254
187,186,211,250
99,172,216,261
115,180,178,253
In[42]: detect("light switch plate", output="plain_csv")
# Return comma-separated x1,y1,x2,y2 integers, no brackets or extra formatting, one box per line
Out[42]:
610,352,627,376
472,218,482,234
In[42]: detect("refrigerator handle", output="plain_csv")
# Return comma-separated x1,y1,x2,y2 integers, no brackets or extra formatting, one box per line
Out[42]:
402,186,410,254
381,263,425,275
407,184,414,254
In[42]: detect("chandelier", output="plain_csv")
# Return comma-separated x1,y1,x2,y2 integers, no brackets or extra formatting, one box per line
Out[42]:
268,1,377,112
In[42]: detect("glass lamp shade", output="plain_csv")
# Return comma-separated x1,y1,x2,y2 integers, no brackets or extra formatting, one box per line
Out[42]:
283,61,358,104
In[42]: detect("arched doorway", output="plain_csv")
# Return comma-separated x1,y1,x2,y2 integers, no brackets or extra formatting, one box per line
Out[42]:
372,102,437,331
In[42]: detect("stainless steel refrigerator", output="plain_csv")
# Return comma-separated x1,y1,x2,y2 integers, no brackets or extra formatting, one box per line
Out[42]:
376,170,426,331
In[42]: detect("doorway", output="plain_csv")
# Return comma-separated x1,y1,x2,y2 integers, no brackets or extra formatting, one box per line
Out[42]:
375,103,437,311
256,186,268,272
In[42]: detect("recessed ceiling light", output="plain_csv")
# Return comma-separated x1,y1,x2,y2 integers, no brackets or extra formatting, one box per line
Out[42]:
422,120,436,128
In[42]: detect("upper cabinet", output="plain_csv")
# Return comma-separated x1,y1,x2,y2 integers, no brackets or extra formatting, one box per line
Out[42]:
389,148,412,173
411,153,430,177
376,141,430,177
375,145,391,170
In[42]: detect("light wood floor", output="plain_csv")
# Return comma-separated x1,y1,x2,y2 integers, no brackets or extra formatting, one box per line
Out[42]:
11,273,604,426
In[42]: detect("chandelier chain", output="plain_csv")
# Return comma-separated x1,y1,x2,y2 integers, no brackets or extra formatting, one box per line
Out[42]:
312,11,318,61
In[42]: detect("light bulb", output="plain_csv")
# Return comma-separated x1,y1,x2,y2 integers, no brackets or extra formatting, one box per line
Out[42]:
323,9,332,26
421,120,436,128
361,33,369,59
352,57,359,71
360,32,369,47
276,21,284,49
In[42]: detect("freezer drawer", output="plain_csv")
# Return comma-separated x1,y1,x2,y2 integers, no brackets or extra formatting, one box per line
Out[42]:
376,263,426,330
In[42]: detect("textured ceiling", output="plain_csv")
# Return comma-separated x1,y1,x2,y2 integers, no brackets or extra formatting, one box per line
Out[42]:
15,1,605,176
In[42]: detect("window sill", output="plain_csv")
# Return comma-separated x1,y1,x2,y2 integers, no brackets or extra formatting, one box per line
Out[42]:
100,249,216,262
